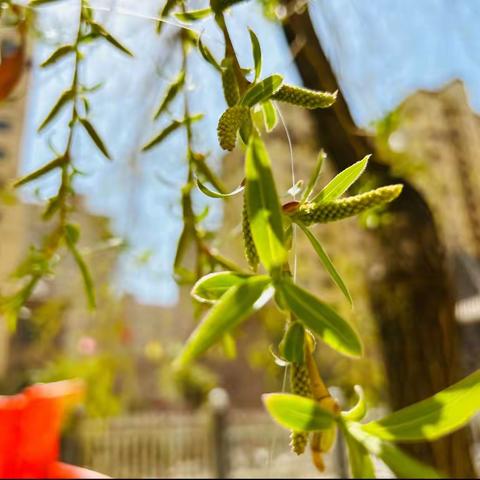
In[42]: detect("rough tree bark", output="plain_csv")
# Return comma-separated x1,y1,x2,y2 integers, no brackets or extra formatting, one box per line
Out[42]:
281,4,475,477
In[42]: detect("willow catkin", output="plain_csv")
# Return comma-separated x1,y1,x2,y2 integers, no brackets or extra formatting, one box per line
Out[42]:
242,195,259,270
271,84,337,109
292,184,403,226
290,363,312,455
221,58,240,107
217,105,249,151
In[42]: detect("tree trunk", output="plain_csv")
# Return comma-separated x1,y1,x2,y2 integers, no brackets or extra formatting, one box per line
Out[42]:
281,5,475,477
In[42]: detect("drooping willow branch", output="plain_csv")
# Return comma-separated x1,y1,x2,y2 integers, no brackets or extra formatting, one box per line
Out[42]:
1,0,133,325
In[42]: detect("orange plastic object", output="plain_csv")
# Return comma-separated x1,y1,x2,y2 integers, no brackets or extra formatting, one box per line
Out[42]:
0,380,108,478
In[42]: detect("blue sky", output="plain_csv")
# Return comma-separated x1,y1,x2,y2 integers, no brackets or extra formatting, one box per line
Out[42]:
19,0,480,306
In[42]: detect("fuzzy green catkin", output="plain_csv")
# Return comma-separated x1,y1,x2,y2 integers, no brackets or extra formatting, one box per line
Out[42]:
271,84,337,109
290,363,312,455
221,58,240,107
217,105,249,151
293,184,403,226
242,195,259,270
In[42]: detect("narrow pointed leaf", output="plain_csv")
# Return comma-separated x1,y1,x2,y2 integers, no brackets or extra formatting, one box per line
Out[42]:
279,280,362,357
143,115,203,151
154,71,185,119
64,225,96,310
248,28,262,82
312,155,370,204
342,385,367,421
38,90,74,132
340,424,376,479
90,21,133,57
296,221,352,304
79,118,111,160
301,149,326,203
196,178,243,199
175,275,272,367
14,156,66,187
197,36,221,71
279,321,305,364
30,0,61,5
40,45,75,68
245,135,286,272
347,422,442,478
263,393,335,432
261,100,277,132
174,7,212,21
191,271,252,304
362,369,480,442
241,74,283,107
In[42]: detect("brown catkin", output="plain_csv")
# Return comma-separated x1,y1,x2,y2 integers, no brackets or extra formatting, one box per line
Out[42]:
217,106,249,151
290,363,312,455
292,184,403,226
271,84,337,109
221,58,240,107
242,195,259,270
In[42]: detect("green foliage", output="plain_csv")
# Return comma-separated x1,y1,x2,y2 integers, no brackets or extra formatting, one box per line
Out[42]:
278,280,362,357
362,369,480,441
245,135,286,273
240,74,283,107
175,275,272,368
191,271,252,303
262,393,335,431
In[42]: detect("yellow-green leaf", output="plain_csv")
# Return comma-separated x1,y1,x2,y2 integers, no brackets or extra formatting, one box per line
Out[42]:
40,45,75,68
175,275,272,368
241,74,283,107
248,28,262,82
312,155,370,204
342,385,367,422
38,90,74,132
174,7,212,21
296,221,352,305
191,271,252,304
263,393,335,432
347,422,442,478
79,118,111,160
245,135,286,273
362,369,480,442
279,279,362,357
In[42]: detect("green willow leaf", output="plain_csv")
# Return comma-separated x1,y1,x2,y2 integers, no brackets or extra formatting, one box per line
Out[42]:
262,393,335,432
30,0,61,5
312,155,370,204
241,74,283,107
339,424,376,479
174,275,272,368
64,224,96,310
347,422,442,478
174,7,212,21
79,118,111,160
154,71,185,119
196,178,243,199
89,21,133,57
156,0,179,34
245,135,287,273
301,149,326,203
197,36,221,71
261,100,277,132
142,114,203,151
362,369,480,442
279,280,362,357
248,28,262,82
13,155,67,187
38,89,74,132
342,385,367,422
191,271,252,304
296,221,352,305
40,45,75,68
279,321,305,364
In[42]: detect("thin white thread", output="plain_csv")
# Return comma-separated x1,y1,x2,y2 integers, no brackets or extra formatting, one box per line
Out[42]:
268,363,289,473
